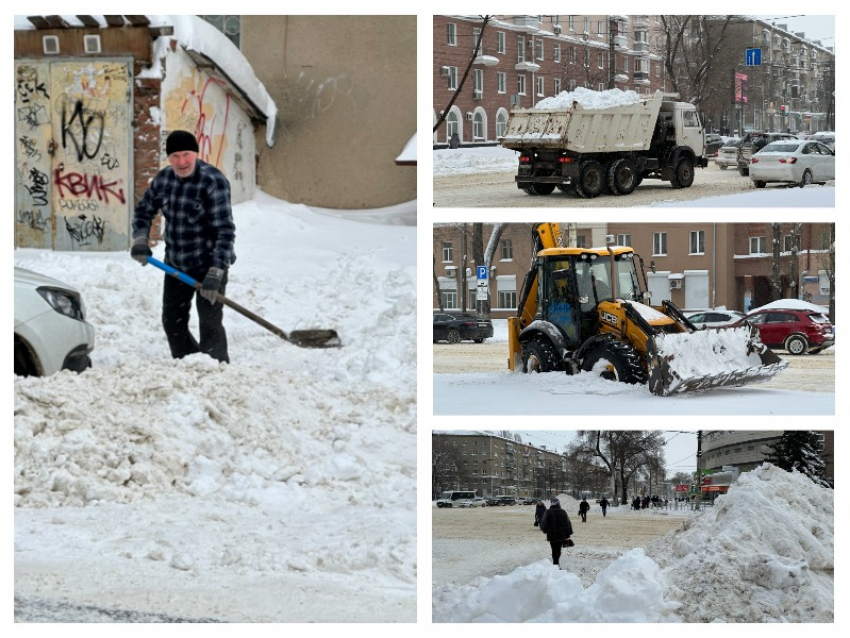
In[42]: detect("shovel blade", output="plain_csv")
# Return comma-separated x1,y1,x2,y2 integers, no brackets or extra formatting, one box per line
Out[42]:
288,329,342,349
646,325,788,396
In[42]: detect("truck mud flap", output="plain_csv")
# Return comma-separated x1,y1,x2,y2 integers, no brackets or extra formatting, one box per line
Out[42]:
646,325,788,396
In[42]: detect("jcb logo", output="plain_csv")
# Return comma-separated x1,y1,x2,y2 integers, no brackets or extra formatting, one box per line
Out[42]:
601,312,619,326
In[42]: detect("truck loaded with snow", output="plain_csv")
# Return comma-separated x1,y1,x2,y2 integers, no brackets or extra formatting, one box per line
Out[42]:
500,88,709,198
508,223,788,395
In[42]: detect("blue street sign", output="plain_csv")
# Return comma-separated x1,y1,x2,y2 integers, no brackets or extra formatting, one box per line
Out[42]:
746,48,761,66
477,265,488,280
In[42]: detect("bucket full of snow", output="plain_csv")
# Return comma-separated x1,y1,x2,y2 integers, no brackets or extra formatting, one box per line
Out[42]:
646,324,788,396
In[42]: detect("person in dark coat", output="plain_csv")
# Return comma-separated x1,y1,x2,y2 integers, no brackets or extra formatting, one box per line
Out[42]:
578,498,590,522
599,497,609,517
534,501,546,527
539,497,573,567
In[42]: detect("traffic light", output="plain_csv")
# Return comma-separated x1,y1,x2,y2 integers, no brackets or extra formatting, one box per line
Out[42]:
780,105,786,114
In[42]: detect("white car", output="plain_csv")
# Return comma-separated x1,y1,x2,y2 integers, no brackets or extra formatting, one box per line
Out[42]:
749,140,835,188
808,131,835,150
14,267,95,376
685,309,746,328
458,498,487,508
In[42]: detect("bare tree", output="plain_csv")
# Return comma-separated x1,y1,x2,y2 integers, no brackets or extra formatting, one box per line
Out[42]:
432,437,462,498
770,222,783,300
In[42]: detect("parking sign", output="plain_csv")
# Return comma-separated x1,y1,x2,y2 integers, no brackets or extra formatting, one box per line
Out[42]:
477,265,488,280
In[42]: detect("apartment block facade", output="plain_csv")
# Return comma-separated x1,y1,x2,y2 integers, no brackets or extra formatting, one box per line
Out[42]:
432,223,834,317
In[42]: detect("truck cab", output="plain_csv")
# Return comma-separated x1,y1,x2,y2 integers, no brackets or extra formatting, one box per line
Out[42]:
660,101,707,163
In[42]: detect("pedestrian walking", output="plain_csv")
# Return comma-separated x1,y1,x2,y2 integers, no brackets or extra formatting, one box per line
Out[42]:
599,497,609,517
131,130,236,363
578,498,590,523
534,500,547,527
539,497,573,567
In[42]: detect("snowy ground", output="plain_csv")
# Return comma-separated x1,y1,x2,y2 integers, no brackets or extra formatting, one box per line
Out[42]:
14,191,417,622
433,465,833,623
432,320,834,415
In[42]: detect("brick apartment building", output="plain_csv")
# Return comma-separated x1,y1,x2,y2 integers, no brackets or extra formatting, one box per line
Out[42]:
432,222,834,317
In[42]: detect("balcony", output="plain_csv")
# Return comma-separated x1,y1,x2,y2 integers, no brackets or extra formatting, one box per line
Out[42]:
632,16,650,29
614,35,629,50
515,61,540,72
633,71,651,85
512,15,539,32
632,39,650,53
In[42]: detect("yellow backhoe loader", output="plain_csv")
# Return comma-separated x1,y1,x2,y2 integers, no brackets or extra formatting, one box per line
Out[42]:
507,223,787,396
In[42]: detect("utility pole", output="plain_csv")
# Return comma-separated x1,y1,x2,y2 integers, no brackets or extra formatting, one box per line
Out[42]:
695,431,703,510
608,17,617,89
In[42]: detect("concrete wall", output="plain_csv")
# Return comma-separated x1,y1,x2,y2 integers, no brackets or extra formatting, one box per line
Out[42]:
161,45,256,205
242,16,416,209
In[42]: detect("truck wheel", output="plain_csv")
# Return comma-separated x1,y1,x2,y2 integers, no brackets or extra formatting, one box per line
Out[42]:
522,338,563,373
753,180,767,188
580,339,647,385
447,329,461,344
529,183,556,195
556,184,571,192
607,159,638,195
578,161,605,198
671,157,695,188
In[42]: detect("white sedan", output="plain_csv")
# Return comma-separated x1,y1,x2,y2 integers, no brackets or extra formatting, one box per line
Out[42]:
458,498,487,508
685,309,746,328
14,267,95,376
749,140,835,188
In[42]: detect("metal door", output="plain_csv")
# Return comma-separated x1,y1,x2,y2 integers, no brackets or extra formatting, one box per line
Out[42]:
15,59,132,251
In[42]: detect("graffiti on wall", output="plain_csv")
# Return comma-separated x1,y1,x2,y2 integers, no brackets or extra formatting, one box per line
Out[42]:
294,72,355,119
166,71,231,168
14,61,131,251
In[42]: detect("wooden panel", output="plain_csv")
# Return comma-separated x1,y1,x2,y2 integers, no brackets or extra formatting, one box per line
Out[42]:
103,15,126,27
76,15,101,28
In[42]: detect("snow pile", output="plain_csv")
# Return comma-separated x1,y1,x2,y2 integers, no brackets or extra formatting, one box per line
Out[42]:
14,192,417,620
432,146,520,176
752,298,831,315
655,326,769,376
433,465,833,623
646,464,834,622
534,87,644,111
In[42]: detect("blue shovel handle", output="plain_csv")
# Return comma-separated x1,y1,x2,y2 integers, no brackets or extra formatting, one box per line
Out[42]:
147,256,201,289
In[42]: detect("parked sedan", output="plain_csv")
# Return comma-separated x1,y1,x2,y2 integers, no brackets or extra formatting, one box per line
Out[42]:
736,308,834,355
808,131,835,150
714,137,741,169
749,140,835,188
14,267,95,376
458,497,488,508
705,133,724,156
433,313,494,344
685,309,746,328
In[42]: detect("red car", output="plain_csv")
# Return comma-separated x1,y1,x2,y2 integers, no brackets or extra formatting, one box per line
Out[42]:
737,308,834,355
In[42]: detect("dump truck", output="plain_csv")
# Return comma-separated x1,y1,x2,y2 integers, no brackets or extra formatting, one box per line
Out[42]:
500,91,709,198
508,223,787,396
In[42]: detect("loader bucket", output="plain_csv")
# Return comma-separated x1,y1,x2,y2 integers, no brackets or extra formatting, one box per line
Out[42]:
646,324,788,396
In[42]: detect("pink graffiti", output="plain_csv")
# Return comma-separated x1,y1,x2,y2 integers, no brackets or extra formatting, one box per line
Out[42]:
182,77,230,167
53,169,126,205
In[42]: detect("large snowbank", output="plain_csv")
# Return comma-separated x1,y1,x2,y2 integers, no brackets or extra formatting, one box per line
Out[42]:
534,87,645,110
433,465,833,622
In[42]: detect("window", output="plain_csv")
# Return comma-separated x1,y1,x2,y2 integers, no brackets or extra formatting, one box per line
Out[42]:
474,69,483,93
623,57,629,72
576,235,587,248
498,290,517,309
496,111,508,138
569,47,576,65
583,17,589,34
497,72,506,94
518,75,526,95
447,66,458,90
440,290,457,309
553,78,561,95
497,31,506,54
655,63,661,77
472,28,481,50
442,242,454,262
446,111,459,140
653,232,667,255
750,236,766,254
617,234,631,246
447,22,457,46
569,16,575,31
783,234,801,252
598,52,605,69
473,112,485,139
690,230,705,255
517,36,525,63
598,83,606,91
200,15,241,47
536,76,545,96
554,44,561,63
501,239,514,260
598,21,606,37
583,49,590,68
569,79,577,91
535,38,543,61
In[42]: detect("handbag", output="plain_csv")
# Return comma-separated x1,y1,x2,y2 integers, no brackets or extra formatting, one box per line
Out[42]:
534,520,539,527
563,538,575,548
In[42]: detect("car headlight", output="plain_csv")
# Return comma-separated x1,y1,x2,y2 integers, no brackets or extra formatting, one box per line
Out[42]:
37,286,86,321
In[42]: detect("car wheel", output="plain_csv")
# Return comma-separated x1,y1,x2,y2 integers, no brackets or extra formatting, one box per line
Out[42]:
784,334,808,355
799,170,813,188
473,338,484,344
753,180,766,188
719,165,728,170
14,337,38,377
738,166,750,177
447,329,461,344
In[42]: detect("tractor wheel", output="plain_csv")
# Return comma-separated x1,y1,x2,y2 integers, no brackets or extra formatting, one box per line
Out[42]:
522,338,563,373
580,339,647,385
607,159,639,195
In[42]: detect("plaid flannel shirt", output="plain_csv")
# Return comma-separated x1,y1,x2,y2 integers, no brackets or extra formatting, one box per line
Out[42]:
133,159,236,272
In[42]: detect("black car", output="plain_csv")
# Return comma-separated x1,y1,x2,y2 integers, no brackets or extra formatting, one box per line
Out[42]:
704,133,724,156
485,497,502,506
433,313,494,344
495,496,516,506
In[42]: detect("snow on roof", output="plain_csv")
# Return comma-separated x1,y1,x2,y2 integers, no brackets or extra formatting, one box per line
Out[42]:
395,133,417,165
751,298,830,314
14,15,278,148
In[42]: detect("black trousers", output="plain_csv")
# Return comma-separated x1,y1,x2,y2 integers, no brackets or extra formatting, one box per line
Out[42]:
162,268,229,363
549,541,563,566
580,512,587,522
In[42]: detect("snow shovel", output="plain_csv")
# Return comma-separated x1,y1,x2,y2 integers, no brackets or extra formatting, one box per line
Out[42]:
146,256,341,349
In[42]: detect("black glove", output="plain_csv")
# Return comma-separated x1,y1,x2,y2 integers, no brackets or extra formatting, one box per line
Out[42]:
200,267,225,303
130,237,152,265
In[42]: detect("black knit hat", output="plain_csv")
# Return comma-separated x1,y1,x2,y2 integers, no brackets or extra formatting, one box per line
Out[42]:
166,130,199,155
